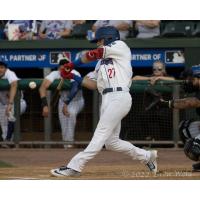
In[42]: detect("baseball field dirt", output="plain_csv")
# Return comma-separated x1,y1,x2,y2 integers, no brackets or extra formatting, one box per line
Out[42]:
0,148,200,180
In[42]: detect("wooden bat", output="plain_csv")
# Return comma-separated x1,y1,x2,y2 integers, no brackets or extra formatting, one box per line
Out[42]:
50,78,64,107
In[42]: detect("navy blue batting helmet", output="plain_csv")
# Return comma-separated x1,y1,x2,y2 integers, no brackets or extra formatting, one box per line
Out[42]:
91,26,120,45
192,65,200,78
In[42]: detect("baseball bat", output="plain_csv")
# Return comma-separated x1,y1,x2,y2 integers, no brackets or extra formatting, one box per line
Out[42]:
50,78,64,107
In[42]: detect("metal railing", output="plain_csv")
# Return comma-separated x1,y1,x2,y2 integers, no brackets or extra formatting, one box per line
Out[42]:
0,79,186,148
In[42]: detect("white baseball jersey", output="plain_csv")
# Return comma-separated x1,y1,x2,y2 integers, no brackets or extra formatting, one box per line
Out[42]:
87,40,133,94
0,69,19,105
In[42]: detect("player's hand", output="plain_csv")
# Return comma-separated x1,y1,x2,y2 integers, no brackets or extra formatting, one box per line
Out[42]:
42,106,49,117
60,67,74,79
62,104,70,117
5,104,13,117
150,77,160,85
63,62,74,72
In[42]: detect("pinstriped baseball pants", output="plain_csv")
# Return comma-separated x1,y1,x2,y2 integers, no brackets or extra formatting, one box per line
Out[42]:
58,98,84,143
0,104,8,140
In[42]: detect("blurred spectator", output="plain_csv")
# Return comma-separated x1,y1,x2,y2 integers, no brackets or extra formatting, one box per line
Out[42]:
133,60,174,84
135,20,160,38
39,20,73,39
72,20,86,26
92,20,132,40
4,20,37,40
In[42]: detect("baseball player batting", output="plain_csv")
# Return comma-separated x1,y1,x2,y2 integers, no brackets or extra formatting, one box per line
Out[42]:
50,26,158,177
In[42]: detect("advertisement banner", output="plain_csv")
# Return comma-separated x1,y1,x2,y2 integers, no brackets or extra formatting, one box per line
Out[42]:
0,48,185,68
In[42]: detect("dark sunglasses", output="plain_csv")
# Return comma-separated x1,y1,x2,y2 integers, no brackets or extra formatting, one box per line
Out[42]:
153,68,163,71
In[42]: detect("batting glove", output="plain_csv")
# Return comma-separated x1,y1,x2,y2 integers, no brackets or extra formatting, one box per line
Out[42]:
63,62,74,73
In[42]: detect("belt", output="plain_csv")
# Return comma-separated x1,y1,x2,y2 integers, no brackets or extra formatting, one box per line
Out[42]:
102,87,123,95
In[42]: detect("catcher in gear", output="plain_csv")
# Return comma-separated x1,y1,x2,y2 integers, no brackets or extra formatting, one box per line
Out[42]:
145,64,200,171
179,120,200,171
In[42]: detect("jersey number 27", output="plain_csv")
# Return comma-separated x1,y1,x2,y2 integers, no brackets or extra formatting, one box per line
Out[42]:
108,68,115,78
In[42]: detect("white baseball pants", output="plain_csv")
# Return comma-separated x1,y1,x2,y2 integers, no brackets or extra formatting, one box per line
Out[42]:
67,91,151,172
58,98,84,143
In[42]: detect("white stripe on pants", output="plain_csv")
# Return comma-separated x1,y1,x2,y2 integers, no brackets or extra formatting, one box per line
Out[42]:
58,98,84,142
67,92,151,172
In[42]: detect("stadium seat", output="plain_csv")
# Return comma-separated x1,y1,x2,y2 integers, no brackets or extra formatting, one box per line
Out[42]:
161,21,195,37
192,22,200,37
71,23,93,38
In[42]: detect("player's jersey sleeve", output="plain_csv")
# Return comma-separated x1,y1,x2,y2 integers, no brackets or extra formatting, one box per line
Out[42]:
5,69,19,84
102,40,131,60
72,70,81,77
45,71,60,82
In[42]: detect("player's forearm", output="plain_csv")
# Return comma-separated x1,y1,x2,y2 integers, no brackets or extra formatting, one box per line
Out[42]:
132,76,151,81
173,97,200,109
9,81,17,104
81,76,97,90
64,81,79,105
39,86,48,108
39,85,48,98
39,79,51,98
158,76,175,81
73,48,104,66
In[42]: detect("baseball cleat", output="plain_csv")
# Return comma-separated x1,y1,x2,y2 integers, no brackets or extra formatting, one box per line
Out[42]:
146,150,158,175
50,166,80,177
192,162,200,172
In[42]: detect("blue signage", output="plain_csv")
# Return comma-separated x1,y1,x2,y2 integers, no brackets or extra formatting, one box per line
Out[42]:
131,49,185,67
0,48,185,68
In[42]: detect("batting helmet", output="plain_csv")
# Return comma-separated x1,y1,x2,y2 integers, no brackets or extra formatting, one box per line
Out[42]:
91,26,120,45
192,65,200,78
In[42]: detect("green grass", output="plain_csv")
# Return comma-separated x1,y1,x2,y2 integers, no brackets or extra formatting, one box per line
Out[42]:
0,160,14,168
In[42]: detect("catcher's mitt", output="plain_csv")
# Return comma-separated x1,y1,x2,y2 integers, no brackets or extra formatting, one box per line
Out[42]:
184,138,200,161
143,87,162,111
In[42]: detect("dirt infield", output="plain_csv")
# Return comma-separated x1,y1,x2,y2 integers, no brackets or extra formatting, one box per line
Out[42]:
0,148,200,180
